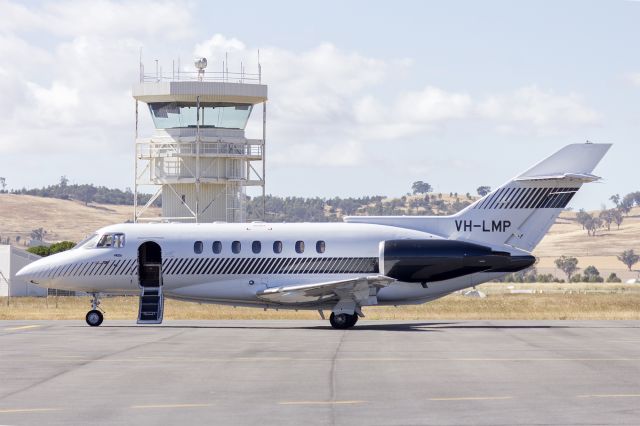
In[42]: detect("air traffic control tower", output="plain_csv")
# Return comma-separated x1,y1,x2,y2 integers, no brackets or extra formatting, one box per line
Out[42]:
133,58,267,223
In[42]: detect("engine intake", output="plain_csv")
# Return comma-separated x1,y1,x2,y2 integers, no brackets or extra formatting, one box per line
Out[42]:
380,239,535,283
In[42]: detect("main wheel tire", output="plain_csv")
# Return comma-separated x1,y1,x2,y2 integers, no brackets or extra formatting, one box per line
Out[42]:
348,314,359,327
329,313,358,329
86,310,104,327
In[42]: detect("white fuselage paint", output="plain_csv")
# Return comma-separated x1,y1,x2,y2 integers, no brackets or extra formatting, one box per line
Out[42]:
19,221,509,309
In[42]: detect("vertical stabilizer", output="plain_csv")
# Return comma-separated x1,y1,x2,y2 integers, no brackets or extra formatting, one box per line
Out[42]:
344,143,611,252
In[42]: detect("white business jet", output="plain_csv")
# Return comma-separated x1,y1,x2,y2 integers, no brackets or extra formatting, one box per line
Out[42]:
17,143,610,328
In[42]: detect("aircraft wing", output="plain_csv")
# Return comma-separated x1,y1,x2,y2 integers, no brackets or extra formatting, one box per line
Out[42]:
255,275,395,305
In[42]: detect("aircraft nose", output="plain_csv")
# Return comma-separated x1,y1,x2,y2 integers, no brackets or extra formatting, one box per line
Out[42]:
16,262,45,284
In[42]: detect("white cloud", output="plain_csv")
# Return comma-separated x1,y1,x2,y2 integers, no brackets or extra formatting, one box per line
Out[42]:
0,0,194,39
0,6,601,176
477,86,599,128
0,0,195,156
626,72,640,86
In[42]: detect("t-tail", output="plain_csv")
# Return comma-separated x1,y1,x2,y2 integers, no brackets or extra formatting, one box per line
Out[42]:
345,143,611,252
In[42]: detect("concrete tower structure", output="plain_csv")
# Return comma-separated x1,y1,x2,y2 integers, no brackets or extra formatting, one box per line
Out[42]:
133,58,267,223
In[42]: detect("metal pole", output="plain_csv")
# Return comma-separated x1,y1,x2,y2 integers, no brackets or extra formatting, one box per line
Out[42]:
195,96,201,223
134,100,139,223
262,101,266,220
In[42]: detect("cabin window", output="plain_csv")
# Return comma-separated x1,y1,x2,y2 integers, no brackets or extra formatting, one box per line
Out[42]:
273,241,283,254
232,241,241,254
212,241,222,254
194,241,203,254
252,241,261,254
316,240,325,254
96,233,126,248
295,240,305,254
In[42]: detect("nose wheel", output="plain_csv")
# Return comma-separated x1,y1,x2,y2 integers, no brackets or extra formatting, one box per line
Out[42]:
86,310,104,327
86,293,104,327
329,312,358,329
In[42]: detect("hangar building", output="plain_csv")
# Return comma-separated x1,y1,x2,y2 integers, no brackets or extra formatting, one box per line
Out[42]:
0,245,46,297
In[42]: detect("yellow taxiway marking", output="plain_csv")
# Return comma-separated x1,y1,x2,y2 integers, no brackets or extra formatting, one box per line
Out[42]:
4,325,41,331
577,394,640,399
429,396,513,401
130,403,212,409
0,407,62,414
279,400,367,405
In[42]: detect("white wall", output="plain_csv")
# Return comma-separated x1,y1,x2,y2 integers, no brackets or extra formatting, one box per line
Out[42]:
0,245,46,297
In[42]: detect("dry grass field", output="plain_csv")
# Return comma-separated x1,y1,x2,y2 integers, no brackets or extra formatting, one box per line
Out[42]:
2,291,640,321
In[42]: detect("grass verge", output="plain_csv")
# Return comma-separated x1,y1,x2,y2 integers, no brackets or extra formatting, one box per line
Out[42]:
1,293,639,321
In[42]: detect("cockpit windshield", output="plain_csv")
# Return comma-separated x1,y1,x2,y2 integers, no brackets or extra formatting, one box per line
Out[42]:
75,234,99,249
75,233,125,249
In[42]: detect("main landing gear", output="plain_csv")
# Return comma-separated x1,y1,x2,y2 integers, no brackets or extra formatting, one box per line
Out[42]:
86,293,104,327
329,312,358,329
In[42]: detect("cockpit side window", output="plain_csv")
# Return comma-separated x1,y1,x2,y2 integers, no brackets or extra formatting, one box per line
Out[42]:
96,233,126,248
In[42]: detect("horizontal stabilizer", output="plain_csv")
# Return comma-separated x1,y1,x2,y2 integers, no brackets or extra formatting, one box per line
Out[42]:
517,143,611,180
514,172,601,183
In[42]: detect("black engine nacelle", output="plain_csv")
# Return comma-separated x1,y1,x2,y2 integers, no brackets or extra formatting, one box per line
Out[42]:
379,239,535,283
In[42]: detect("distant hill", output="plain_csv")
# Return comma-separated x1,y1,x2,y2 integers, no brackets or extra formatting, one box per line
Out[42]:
0,194,160,244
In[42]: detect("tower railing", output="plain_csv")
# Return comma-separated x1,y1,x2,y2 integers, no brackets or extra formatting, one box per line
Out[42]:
136,140,263,159
141,70,261,84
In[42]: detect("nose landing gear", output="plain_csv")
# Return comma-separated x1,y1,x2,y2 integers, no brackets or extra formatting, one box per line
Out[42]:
85,293,104,327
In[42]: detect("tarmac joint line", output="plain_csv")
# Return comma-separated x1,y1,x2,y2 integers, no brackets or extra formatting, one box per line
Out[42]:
130,403,213,409
4,325,41,331
429,396,513,401
278,400,367,405
576,394,640,399
0,407,62,414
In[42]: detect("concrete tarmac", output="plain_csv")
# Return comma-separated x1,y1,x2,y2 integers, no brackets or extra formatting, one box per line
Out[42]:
0,319,639,425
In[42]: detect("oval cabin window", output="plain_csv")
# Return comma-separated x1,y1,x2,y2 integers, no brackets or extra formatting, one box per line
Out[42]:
295,241,305,254
252,241,261,254
273,241,283,254
212,241,222,254
194,241,203,254
232,241,241,254
316,240,325,254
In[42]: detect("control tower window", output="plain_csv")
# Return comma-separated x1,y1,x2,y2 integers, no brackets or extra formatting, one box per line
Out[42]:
148,102,253,130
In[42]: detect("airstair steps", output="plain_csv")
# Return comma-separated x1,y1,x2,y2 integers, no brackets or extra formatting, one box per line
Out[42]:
137,286,164,324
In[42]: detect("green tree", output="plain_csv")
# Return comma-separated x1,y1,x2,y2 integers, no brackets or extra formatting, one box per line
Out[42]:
411,181,432,195
555,256,579,281
599,209,613,231
575,209,591,230
78,185,98,206
30,228,47,242
476,186,491,197
585,215,602,236
26,241,75,257
611,209,624,230
610,193,620,207
27,246,51,256
49,241,76,254
606,273,622,283
617,249,640,271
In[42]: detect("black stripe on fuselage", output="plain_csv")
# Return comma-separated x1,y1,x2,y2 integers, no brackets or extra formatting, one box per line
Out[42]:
156,256,379,276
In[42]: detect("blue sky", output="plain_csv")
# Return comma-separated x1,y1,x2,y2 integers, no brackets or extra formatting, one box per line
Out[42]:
0,0,638,209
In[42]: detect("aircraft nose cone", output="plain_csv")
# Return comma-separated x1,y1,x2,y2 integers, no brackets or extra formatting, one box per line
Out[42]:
16,263,42,284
